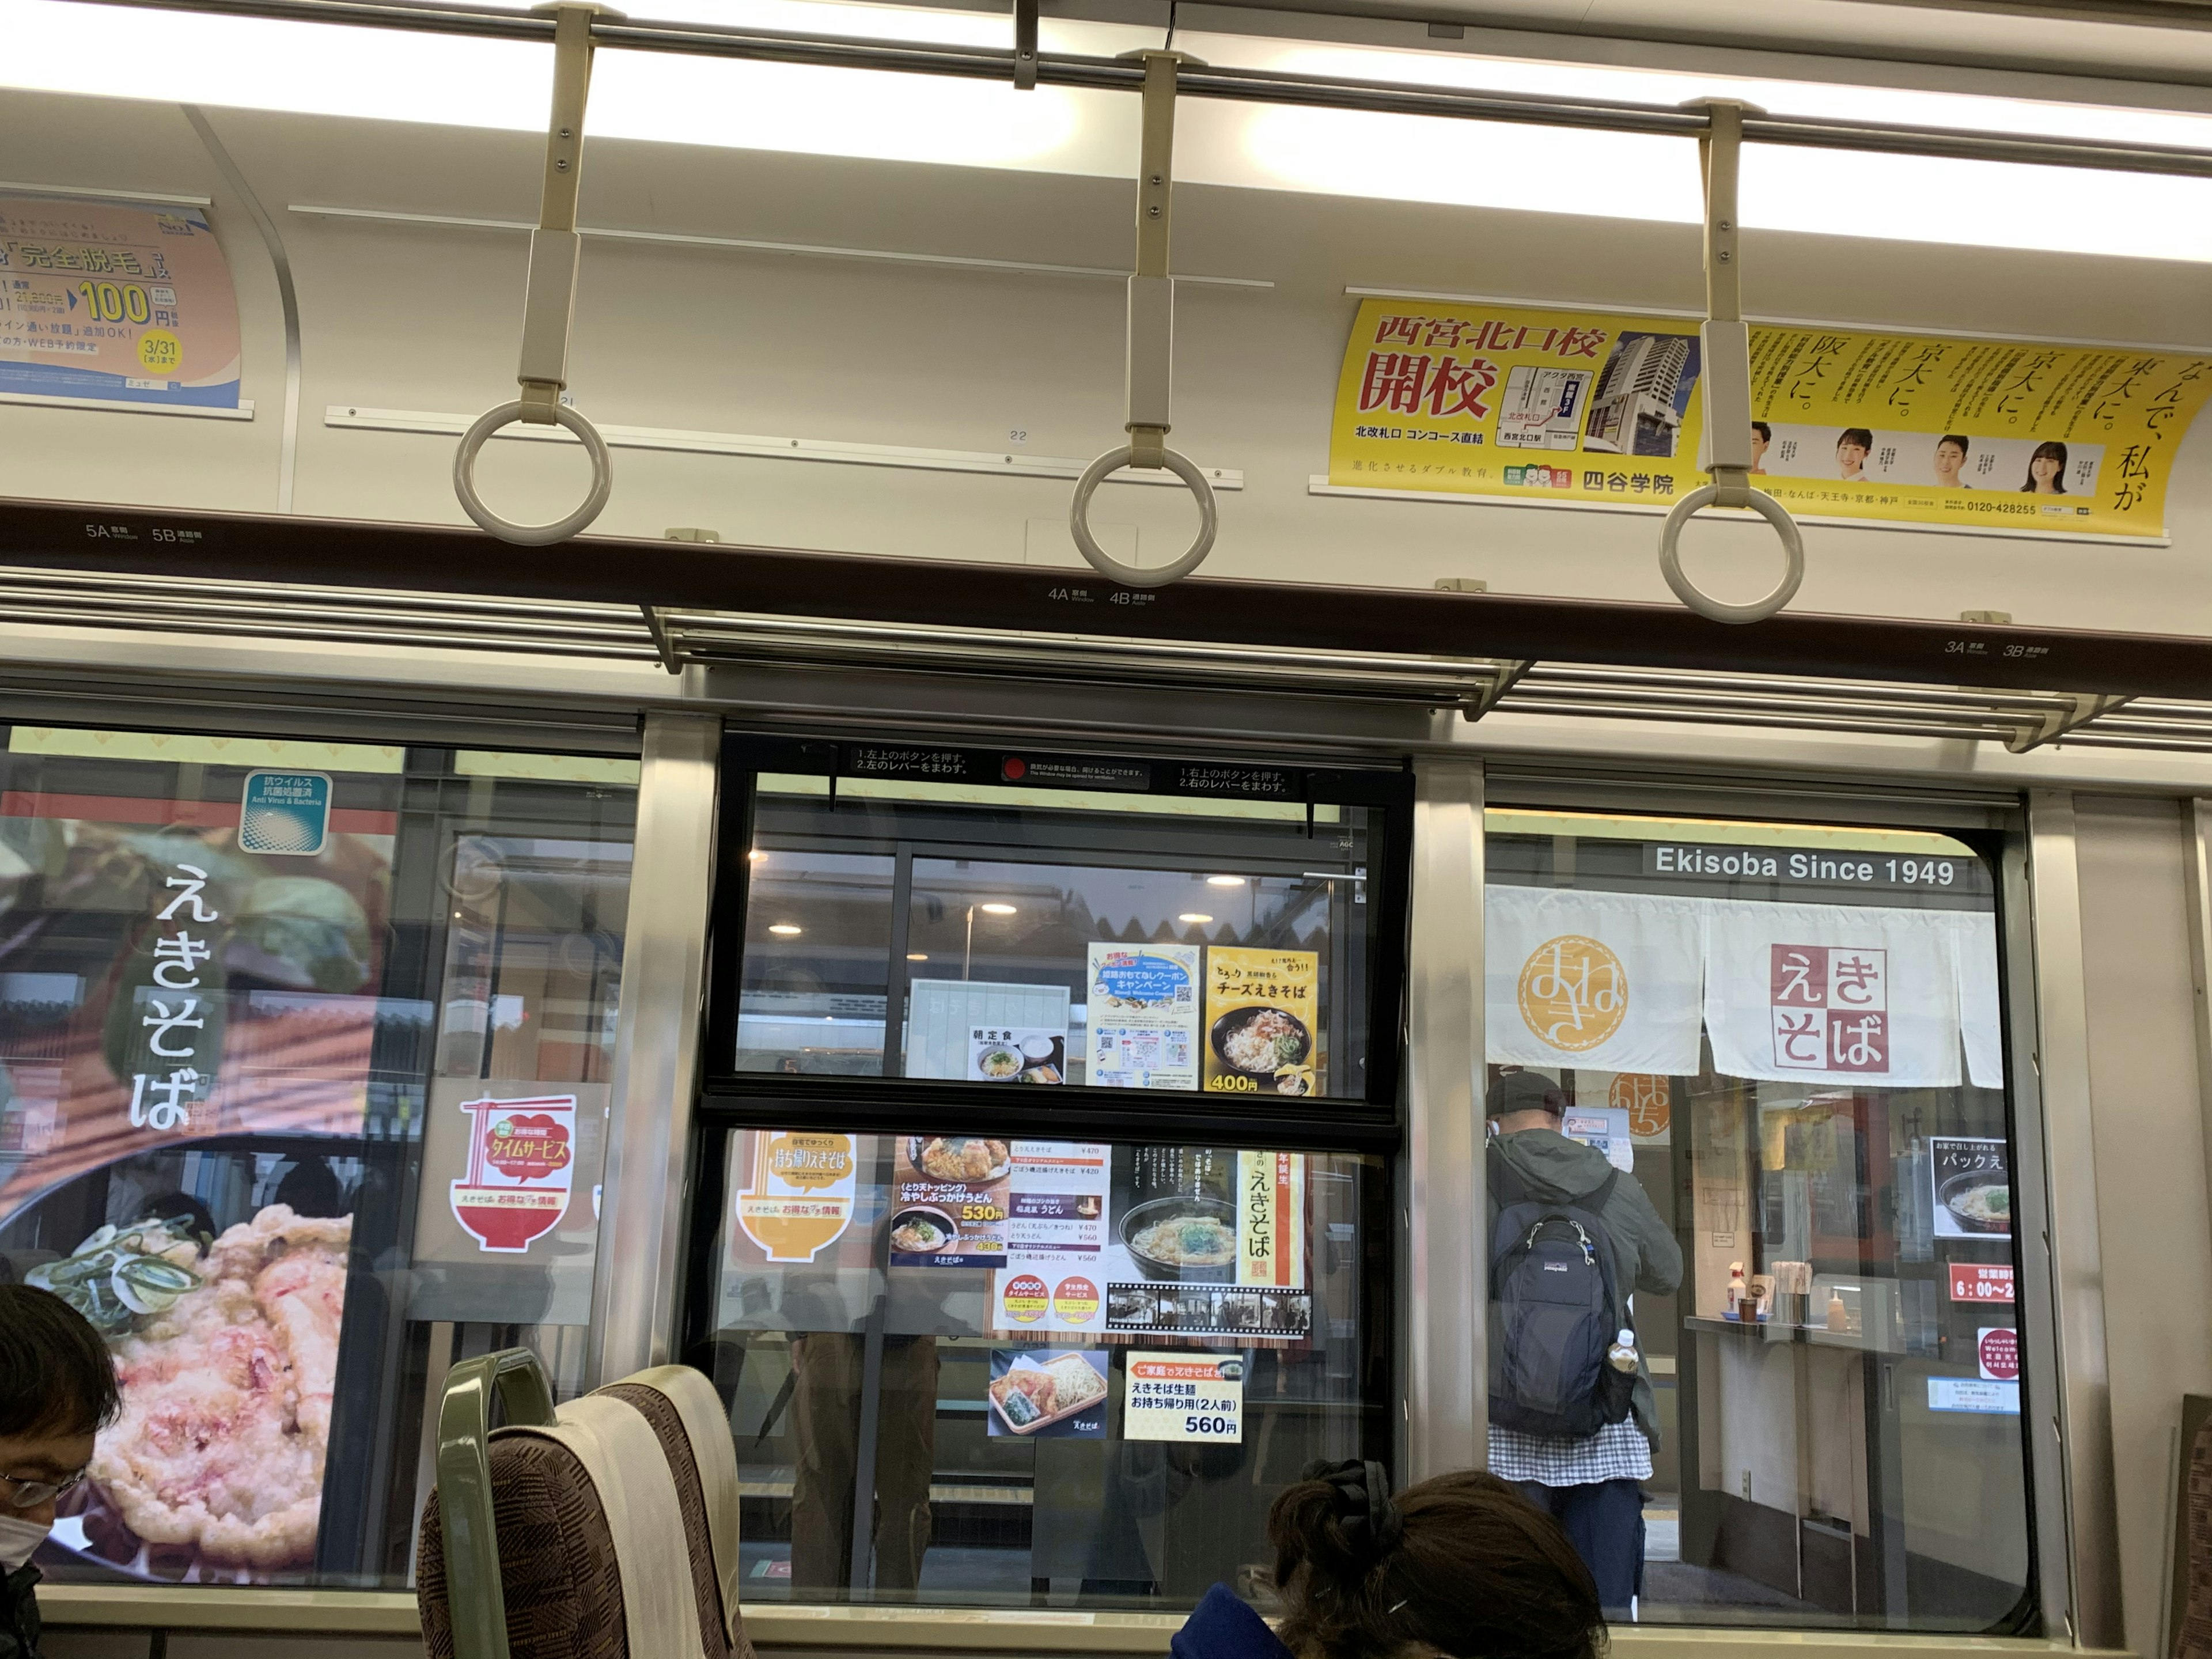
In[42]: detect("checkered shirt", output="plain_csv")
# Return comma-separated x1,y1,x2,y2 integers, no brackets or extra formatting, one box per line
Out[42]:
1487,1417,1653,1487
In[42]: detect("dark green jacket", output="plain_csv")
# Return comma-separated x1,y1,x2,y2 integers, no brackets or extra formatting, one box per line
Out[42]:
0,1563,39,1659
1489,1127,1684,1445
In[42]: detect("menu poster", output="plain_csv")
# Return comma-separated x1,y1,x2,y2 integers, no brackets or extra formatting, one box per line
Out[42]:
1203,948,1321,1096
989,1143,1314,1339
992,1141,1112,1333
1930,1135,2011,1240
1123,1353,1244,1444
1561,1107,1636,1175
891,1134,1012,1266
969,1027,1065,1084
735,1130,860,1264
1103,1145,1314,1340
1088,944,1201,1090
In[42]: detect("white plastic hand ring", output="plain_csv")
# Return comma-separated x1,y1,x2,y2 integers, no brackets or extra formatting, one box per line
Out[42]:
1069,445,1218,588
1658,484,1804,625
453,400,613,546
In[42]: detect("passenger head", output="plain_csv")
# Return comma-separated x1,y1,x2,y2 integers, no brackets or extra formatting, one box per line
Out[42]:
1487,1070,1565,1131
1271,1461,1605,1659
0,1285,119,1527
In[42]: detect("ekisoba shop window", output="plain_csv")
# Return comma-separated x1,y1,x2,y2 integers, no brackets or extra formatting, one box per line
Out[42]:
688,737,1408,1611
1483,808,2031,1631
0,729,637,1590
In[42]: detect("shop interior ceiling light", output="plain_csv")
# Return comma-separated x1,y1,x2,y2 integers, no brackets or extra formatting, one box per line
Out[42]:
7,0,2212,259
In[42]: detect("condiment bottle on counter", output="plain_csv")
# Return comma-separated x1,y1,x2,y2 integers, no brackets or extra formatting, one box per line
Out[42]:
1608,1329,1639,1373
1826,1289,1850,1332
1726,1262,1747,1321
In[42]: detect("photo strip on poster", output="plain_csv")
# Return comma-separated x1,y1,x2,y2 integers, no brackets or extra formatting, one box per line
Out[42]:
989,1143,1311,1342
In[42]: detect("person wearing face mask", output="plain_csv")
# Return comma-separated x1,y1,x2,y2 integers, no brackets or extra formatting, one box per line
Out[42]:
0,1285,120,1659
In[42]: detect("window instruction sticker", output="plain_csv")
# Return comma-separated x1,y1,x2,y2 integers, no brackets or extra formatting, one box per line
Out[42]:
239,771,331,856
1123,1352,1244,1443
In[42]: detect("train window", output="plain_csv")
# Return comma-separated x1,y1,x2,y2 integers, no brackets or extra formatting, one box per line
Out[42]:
0,729,636,1591
687,1126,1391,1609
716,738,1410,1107
1482,808,2028,1631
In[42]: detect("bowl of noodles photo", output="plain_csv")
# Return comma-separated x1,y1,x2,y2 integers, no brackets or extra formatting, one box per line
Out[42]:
888,1205,959,1256
1119,1196,1238,1283
1209,1007,1310,1084
1938,1171,2012,1235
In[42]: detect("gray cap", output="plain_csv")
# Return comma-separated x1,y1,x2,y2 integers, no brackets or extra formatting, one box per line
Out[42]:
1487,1069,1565,1118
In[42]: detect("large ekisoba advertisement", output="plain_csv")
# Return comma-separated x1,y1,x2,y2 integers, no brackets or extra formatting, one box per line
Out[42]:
0,794,391,1580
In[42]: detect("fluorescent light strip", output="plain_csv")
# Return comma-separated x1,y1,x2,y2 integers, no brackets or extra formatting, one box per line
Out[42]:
327,404,1246,488
289,203,1273,287
0,178,212,207
9,1,2212,260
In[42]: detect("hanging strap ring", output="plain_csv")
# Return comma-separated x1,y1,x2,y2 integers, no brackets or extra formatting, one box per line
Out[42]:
456,1,615,545
453,400,615,547
1070,445,1218,588
1658,484,1804,624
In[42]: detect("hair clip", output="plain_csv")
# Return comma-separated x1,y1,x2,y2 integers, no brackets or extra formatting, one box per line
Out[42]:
1388,1600,1409,1614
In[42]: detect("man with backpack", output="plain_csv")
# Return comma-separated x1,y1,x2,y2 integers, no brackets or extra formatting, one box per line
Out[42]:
1486,1070,1683,1615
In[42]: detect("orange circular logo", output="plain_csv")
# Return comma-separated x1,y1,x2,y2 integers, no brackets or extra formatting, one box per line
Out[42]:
1517,935,1628,1052
1610,1072,1671,1137
1053,1275,1100,1325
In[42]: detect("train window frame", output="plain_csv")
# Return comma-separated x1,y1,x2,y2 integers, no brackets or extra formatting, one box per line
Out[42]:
1476,792,2044,1638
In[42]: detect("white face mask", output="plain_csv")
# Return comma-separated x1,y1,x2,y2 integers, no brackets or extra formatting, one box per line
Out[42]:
0,1514,51,1573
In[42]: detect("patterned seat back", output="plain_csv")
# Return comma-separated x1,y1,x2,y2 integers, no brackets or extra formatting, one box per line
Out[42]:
416,1350,751,1659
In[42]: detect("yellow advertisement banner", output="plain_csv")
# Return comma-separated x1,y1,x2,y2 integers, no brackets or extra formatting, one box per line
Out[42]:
1328,297,2212,539
1203,948,1320,1096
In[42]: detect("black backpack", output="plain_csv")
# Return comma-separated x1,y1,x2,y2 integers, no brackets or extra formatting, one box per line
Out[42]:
1487,1144,1637,1439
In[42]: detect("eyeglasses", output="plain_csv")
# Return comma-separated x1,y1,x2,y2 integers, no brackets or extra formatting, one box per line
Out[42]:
0,1468,88,1509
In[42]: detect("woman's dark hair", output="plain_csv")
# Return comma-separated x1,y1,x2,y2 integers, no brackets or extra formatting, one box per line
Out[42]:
1836,427,1874,450
1270,1461,1604,1659
2021,440,2069,493
0,1284,120,1437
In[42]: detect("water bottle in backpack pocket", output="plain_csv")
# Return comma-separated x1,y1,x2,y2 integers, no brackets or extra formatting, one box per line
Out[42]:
1487,1148,1638,1438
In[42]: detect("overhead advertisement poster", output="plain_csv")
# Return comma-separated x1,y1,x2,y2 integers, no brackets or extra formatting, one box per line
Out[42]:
0,196,242,408
1328,296,2212,539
